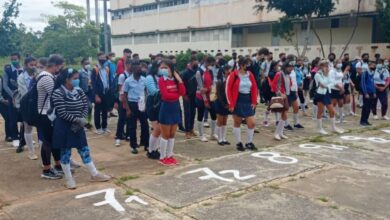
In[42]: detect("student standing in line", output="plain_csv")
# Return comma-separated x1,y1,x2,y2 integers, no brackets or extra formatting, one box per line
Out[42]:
215,62,231,146
2,52,23,147
341,62,355,116
158,60,186,166
330,59,345,123
123,64,149,154
91,52,111,134
15,57,38,159
226,57,258,152
0,73,10,142
116,48,132,75
310,58,321,120
302,59,312,109
195,57,218,142
295,58,307,116
360,61,377,126
115,59,132,146
37,54,64,179
314,59,344,134
145,61,161,159
79,58,93,129
105,52,118,118
52,68,110,189
182,57,199,139
372,59,389,120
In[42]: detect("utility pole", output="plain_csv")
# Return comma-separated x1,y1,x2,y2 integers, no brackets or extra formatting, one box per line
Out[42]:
86,0,91,24
103,0,109,54
95,0,100,28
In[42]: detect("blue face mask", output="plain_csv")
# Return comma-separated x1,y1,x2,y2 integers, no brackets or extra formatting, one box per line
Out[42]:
159,69,169,77
11,61,19,67
71,79,80,88
376,64,383,70
336,63,342,69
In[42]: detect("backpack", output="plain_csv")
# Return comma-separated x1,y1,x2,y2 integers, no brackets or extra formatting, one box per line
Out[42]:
112,72,128,101
20,75,51,126
151,75,161,110
185,70,198,96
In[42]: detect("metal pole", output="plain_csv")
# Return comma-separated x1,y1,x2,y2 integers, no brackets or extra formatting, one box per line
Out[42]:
86,0,91,24
103,0,109,53
95,0,100,28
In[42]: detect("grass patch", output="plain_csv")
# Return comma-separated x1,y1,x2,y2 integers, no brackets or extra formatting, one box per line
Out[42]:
119,175,139,182
154,171,165,175
268,184,280,190
293,152,306,156
288,178,297,182
330,205,338,209
307,135,326,143
318,196,329,202
202,202,213,206
195,158,203,162
97,167,105,171
229,192,246,198
125,189,134,196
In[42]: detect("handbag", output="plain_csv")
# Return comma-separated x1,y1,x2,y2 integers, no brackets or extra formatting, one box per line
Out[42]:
269,96,288,112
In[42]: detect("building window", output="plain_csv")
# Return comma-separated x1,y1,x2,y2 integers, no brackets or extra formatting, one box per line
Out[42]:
133,4,157,13
134,34,158,44
160,32,190,43
192,29,229,42
331,18,340,28
160,0,189,8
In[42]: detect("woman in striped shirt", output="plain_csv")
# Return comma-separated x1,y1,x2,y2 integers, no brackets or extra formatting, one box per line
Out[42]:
52,68,110,189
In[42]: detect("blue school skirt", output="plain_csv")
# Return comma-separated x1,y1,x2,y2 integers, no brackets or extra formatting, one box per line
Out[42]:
53,118,88,149
287,92,298,106
234,93,254,118
314,92,331,106
146,96,159,122
159,100,181,125
213,99,230,116
331,89,343,100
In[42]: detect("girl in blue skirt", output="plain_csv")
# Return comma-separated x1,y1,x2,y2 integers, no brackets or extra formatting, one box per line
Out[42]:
215,61,231,146
52,68,110,189
158,60,186,166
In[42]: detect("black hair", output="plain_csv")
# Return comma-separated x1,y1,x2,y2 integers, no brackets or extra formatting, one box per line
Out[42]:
206,56,216,65
47,54,64,67
189,56,198,63
279,52,286,58
258,48,269,56
125,58,132,65
341,62,350,72
108,52,115,57
80,57,88,65
328,53,336,58
11,52,21,59
38,57,48,67
55,68,79,89
123,48,132,54
269,61,279,72
168,55,176,60
238,57,250,68
362,53,369,58
217,62,231,81
132,53,139,58
148,61,161,77
24,56,36,65
216,52,223,57
97,52,105,57
156,53,164,58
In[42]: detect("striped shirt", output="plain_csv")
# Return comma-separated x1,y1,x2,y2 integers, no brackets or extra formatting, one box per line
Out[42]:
37,71,55,115
145,75,159,96
51,86,88,123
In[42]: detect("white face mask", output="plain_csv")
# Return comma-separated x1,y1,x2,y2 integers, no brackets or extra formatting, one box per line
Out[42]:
84,64,91,70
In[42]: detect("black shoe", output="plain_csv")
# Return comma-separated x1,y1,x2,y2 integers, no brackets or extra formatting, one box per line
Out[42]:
294,124,304,129
245,143,258,151
147,151,160,160
236,142,245,151
85,123,93,129
41,168,62,180
360,122,372,126
218,141,225,146
222,141,231,145
131,148,138,154
254,129,260,134
16,146,24,153
284,125,294,130
6,137,12,142
54,165,64,175
144,146,148,152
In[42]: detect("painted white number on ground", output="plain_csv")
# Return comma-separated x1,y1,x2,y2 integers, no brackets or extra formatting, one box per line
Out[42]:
382,129,390,134
340,136,390,143
299,143,348,151
251,152,298,164
184,167,256,182
75,188,148,213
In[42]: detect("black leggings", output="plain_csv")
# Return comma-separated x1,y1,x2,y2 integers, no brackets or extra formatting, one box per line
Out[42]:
298,89,305,104
196,99,216,122
38,115,60,166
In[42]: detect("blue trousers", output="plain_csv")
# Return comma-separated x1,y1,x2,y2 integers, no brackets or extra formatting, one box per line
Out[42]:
127,102,149,149
115,102,128,139
183,96,196,132
61,146,92,165
6,97,19,139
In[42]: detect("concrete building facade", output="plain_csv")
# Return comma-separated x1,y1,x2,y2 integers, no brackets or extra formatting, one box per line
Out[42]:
110,0,389,59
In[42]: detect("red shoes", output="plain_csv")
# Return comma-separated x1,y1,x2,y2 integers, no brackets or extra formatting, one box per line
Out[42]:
159,157,179,166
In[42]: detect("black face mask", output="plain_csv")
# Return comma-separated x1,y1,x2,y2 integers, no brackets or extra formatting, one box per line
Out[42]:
329,57,335,62
363,58,369,63
192,64,199,70
370,67,376,71
281,57,286,62
98,59,106,65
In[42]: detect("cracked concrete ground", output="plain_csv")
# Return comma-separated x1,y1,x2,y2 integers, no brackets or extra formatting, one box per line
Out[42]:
0,105,389,220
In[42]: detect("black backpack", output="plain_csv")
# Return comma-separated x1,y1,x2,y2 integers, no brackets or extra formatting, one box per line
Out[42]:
151,75,161,110
20,75,50,126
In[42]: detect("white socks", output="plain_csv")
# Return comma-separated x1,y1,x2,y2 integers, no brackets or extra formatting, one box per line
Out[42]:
246,128,254,144
300,103,306,113
159,138,168,159
166,138,174,158
24,133,34,154
275,112,280,121
198,121,204,137
85,162,98,176
149,135,159,153
221,126,227,142
210,120,216,136
233,127,241,144
217,126,223,142
275,120,284,135
264,111,270,122
293,113,299,125
61,163,73,180
312,105,318,119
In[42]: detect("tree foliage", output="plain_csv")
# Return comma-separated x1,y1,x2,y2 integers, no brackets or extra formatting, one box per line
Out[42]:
0,0,21,56
377,0,390,42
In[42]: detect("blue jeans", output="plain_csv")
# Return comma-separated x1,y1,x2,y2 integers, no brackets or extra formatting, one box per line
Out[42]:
61,146,92,165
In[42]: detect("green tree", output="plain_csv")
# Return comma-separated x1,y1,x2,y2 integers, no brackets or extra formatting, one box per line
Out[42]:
377,0,390,42
0,0,21,56
254,0,337,57
37,1,99,64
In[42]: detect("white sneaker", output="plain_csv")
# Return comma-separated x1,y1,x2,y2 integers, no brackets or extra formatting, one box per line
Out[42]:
382,116,390,120
318,129,329,135
28,153,38,160
280,134,289,139
65,178,76,189
203,122,210,128
115,139,121,147
373,115,379,120
91,173,111,182
332,127,344,134
12,140,20,148
201,136,208,142
103,128,111,134
95,129,104,135
274,134,281,141
211,134,218,141
70,160,81,169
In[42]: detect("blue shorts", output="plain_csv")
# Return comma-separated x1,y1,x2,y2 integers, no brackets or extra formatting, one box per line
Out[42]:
315,92,331,106
234,93,254,118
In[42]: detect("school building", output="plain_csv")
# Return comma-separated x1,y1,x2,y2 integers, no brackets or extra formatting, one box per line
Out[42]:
110,0,389,59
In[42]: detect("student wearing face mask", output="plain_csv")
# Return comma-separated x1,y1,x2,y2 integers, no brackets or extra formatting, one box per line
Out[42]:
122,64,149,154
372,59,389,120
52,68,110,189
158,60,186,166
341,62,355,116
295,57,307,116
302,59,311,109
79,58,93,129
91,52,111,135
196,57,218,142
360,61,377,126
15,57,38,159
182,57,199,139
330,60,345,123
328,53,336,69
226,57,258,151
360,53,370,72
314,59,344,134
